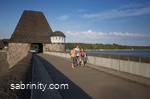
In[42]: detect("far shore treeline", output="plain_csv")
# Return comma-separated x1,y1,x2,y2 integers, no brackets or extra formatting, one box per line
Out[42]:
65,43,150,50
1,39,150,50
1,39,9,46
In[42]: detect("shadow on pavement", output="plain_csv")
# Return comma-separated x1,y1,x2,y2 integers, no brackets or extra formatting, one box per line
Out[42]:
36,55,92,99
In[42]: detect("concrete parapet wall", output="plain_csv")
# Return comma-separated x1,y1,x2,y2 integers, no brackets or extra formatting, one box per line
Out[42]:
7,43,30,68
44,52,150,79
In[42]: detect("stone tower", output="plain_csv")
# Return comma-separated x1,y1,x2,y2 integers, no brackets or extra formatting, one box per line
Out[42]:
8,10,66,67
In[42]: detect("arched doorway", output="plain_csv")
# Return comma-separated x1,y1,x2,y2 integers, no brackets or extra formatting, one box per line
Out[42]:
30,43,43,53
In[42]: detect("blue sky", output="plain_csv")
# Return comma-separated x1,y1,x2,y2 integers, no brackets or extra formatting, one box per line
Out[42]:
0,0,150,46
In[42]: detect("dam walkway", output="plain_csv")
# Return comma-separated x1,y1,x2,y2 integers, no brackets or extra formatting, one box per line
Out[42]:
33,53,150,99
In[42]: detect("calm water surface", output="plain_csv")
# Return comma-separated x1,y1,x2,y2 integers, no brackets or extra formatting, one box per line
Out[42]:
84,50,150,57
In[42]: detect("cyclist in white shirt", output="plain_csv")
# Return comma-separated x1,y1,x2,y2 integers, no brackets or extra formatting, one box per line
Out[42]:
75,45,80,66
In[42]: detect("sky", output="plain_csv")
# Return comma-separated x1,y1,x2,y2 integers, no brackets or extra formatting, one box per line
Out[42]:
0,0,150,46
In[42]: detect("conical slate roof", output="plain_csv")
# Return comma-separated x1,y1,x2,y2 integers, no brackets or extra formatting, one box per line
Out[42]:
10,10,53,43
51,31,66,37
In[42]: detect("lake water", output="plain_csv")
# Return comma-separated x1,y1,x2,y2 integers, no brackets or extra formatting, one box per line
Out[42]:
84,50,150,57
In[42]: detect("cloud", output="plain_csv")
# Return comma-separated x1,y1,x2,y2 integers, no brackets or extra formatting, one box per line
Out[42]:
66,30,149,45
78,9,86,12
56,15,69,20
67,30,144,39
81,5,150,19
119,2,150,9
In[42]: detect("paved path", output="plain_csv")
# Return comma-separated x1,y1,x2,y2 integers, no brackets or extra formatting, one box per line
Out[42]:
36,53,150,99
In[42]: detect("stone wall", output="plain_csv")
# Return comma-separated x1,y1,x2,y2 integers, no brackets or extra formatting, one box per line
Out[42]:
1,43,65,69
0,51,9,76
0,52,32,99
7,43,30,68
43,43,65,52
